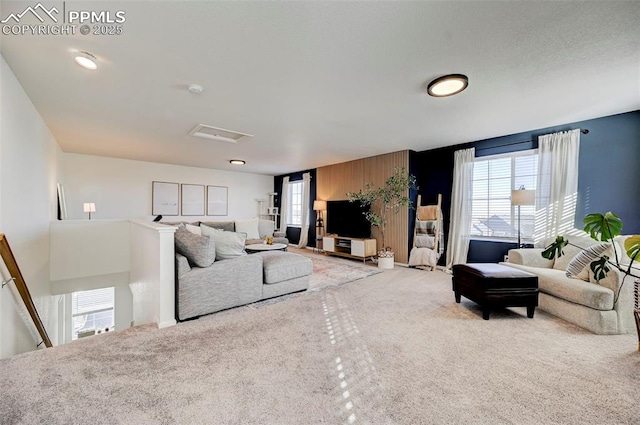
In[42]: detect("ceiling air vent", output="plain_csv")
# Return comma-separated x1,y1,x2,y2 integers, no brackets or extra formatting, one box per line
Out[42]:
188,124,253,143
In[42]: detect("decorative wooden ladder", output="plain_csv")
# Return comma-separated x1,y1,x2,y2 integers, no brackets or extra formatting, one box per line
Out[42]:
0,233,52,348
635,279,640,351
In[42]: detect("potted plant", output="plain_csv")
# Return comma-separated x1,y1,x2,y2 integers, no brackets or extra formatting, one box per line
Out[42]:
347,167,418,269
542,212,640,347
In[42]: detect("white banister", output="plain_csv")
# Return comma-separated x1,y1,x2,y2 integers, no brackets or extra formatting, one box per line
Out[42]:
129,219,176,328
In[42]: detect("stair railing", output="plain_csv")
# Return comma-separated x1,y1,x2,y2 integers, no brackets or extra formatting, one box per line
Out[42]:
0,233,52,348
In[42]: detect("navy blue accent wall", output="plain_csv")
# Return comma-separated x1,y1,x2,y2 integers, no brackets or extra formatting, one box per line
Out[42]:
413,110,640,264
274,169,317,246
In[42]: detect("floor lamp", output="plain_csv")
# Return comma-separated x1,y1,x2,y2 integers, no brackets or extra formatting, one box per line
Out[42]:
511,188,535,248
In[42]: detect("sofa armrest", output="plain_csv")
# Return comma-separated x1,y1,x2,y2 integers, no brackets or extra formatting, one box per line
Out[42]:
507,248,554,268
175,253,191,278
273,231,286,238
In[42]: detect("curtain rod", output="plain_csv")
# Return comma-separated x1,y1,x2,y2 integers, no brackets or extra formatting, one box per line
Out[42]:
475,128,589,152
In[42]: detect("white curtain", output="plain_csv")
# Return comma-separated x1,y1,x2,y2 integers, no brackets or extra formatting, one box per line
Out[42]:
280,176,290,233
296,172,311,248
534,129,580,245
445,147,475,270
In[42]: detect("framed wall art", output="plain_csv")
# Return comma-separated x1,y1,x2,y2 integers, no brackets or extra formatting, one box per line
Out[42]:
181,184,205,216
207,185,228,216
152,181,179,216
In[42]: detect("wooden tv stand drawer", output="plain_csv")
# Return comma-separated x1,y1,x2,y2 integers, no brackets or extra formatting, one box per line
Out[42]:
323,236,376,263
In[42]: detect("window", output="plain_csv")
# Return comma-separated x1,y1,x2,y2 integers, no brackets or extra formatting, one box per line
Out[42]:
71,287,114,340
287,180,304,226
471,150,538,241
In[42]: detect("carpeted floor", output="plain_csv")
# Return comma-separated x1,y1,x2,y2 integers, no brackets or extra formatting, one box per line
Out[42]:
305,251,382,291
1,265,638,424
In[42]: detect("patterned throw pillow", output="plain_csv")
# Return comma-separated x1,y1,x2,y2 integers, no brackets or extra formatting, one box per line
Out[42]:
174,226,216,267
566,243,611,281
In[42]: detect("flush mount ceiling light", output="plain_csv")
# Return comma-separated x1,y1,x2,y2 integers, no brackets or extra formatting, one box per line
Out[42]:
187,83,204,94
230,160,246,165
427,74,468,97
74,51,98,70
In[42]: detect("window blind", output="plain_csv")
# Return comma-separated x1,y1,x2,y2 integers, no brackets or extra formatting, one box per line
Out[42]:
287,181,303,226
471,150,538,240
71,287,115,339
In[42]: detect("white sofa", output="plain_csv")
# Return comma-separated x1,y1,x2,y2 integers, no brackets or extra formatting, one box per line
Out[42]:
501,234,635,335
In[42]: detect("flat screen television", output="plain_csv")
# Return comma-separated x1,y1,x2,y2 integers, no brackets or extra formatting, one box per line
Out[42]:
326,200,371,239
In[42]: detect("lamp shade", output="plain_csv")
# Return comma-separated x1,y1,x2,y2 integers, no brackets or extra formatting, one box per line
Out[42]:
313,200,327,211
83,202,96,213
511,190,535,206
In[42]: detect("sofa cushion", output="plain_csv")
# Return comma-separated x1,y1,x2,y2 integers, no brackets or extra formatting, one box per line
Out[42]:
503,263,614,310
185,223,202,235
175,253,192,278
258,252,313,284
258,219,275,238
174,226,216,267
201,225,247,260
552,234,599,271
200,221,235,232
235,218,260,240
566,243,611,281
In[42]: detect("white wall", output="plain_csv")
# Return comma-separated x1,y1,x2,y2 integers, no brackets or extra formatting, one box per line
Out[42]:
0,56,61,358
61,153,274,221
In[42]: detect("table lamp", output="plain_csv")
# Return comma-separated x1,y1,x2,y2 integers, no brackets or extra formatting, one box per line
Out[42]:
83,202,96,220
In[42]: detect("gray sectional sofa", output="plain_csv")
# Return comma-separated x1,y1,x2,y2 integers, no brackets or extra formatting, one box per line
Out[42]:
176,250,312,321
168,220,312,321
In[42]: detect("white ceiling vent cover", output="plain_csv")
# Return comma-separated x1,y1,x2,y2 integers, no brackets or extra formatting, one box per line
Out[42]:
188,124,253,143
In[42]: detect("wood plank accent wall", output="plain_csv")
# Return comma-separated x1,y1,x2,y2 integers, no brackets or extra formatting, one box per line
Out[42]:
317,150,410,263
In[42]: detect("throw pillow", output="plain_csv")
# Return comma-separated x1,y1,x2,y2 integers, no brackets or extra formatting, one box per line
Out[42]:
552,234,599,271
201,225,247,260
566,243,611,281
185,223,202,235
174,226,216,267
235,218,260,240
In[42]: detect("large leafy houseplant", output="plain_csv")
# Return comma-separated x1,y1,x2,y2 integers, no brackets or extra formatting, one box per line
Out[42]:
542,212,640,343
347,167,417,258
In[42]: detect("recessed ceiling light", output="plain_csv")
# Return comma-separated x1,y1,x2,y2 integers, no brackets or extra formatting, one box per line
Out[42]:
74,51,98,70
427,74,468,97
230,160,245,165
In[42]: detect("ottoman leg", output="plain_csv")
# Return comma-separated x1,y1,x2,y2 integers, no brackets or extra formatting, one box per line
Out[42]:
482,307,490,320
527,305,535,318
455,292,461,303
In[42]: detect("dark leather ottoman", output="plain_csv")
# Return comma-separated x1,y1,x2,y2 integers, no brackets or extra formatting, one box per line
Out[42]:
452,263,539,320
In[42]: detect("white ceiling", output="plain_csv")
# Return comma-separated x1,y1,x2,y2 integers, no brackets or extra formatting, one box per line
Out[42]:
1,1,639,175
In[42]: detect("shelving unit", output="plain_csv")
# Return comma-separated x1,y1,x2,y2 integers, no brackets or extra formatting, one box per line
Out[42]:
259,213,279,229
323,235,376,263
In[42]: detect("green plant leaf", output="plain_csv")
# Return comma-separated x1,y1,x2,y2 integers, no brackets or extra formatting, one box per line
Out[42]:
589,255,610,282
583,212,623,242
624,235,640,262
542,236,568,260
